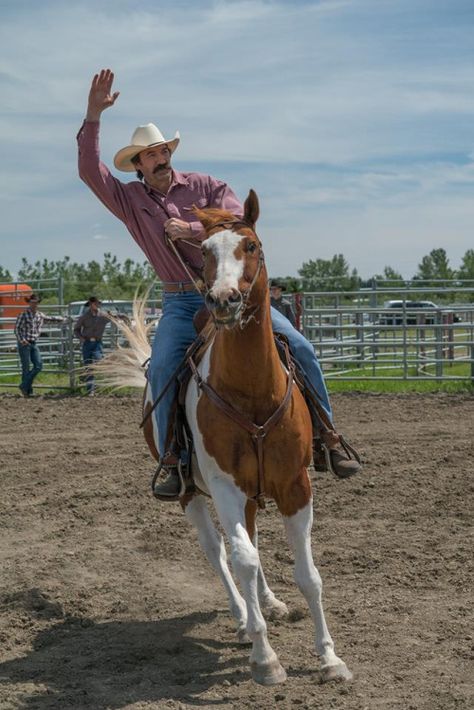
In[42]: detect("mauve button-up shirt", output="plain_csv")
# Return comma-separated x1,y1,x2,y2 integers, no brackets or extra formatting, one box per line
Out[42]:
77,121,243,283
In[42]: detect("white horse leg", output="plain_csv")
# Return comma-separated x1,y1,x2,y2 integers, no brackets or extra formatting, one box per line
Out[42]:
283,501,352,682
253,527,289,619
184,495,249,643
209,478,287,686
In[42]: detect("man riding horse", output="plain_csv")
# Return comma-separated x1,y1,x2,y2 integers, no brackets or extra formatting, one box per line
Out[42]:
77,68,361,499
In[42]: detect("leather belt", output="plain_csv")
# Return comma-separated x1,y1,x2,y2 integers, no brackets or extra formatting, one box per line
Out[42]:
163,282,196,293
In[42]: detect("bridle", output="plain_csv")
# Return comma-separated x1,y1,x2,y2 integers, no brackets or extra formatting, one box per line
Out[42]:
202,219,265,327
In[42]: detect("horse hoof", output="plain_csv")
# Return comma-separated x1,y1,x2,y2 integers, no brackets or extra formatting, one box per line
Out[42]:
321,662,353,683
237,628,251,645
264,600,289,620
251,660,287,686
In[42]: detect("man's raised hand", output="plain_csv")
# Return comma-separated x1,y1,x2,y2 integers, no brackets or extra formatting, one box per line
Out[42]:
86,69,120,121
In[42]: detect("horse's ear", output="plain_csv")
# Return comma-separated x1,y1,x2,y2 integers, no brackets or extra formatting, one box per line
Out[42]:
243,189,259,228
192,205,217,231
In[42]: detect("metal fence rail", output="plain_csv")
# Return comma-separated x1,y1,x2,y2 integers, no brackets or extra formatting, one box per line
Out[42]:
301,287,474,381
0,299,162,392
1,287,474,390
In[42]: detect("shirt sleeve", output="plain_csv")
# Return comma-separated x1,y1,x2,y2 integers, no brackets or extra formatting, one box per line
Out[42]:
74,314,85,339
43,315,66,323
77,120,131,223
15,313,26,341
285,303,297,328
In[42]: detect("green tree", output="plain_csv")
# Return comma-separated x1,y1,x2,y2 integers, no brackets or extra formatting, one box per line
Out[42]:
298,254,359,292
372,266,404,283
16,253,158,303
0,266,12,282
413,248,453,282
458,249,474,281
458,249,474,300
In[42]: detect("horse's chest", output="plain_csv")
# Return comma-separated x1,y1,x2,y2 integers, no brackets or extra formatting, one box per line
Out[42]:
195,389,311,498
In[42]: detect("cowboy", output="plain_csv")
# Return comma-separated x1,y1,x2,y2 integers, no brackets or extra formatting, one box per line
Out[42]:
14,294,66,396
269,280,297,328
77,68,361,498
73,296,115,394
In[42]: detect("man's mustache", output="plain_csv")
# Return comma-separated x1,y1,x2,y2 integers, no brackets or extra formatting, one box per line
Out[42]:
153,163,170,173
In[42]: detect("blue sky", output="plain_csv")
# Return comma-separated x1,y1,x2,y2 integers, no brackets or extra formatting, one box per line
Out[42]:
1,0,474,280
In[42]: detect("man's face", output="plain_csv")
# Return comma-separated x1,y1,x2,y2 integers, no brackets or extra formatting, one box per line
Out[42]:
90,301,100,313
29,300,39,311
136,144,171,182
270,286,282,300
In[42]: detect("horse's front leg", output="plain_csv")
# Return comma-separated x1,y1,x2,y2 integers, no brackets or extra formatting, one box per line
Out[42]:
209,478,287,686
182,494,249,643
283,498,352,682
252,526,289,620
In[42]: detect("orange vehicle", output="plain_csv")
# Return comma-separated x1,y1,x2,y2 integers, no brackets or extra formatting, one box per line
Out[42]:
0,284,33,330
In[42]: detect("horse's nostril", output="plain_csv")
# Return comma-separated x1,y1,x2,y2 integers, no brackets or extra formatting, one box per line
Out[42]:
205,292,217,309
228,289,242,304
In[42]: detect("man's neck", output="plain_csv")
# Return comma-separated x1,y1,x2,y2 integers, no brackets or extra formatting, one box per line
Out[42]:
146,171,173,194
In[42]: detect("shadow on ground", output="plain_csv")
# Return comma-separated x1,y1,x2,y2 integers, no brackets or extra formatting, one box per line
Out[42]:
0,610,248,708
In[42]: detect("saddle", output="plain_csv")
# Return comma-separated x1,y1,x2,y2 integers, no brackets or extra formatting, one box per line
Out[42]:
147,310,359,500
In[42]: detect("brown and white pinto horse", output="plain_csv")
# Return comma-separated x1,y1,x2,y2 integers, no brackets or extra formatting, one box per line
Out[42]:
97,190,352,686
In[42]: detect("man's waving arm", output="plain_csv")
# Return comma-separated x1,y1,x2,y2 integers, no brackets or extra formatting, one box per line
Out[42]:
77,69,129,222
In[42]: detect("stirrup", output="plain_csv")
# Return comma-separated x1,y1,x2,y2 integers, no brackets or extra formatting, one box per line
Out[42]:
314,434,362,478
151,458,184,501
327,435,361,478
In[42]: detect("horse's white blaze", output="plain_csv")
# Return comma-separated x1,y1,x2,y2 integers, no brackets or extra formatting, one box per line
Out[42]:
205,230,243,298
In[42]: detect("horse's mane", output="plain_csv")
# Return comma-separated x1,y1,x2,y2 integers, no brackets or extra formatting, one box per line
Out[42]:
193,206,240,230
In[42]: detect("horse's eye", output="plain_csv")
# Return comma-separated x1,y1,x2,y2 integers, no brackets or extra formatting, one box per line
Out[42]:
247,242,257,254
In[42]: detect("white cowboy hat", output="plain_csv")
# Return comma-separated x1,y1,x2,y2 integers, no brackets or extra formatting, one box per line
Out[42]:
113,123,180,172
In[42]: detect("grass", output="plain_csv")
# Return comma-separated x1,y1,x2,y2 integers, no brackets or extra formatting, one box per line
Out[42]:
327,378,474,394
0,371,80,395
1,367,473,397
325,362,474,394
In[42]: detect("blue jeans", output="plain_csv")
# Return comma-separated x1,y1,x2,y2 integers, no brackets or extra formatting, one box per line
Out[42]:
82,340,103,393
18,342,43,394
150,292,332,457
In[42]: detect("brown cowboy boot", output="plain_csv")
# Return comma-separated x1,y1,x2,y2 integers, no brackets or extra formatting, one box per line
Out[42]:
313,432,361,479
152,454,182,501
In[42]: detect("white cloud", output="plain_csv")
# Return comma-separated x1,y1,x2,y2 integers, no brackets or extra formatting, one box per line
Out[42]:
1,0,473,279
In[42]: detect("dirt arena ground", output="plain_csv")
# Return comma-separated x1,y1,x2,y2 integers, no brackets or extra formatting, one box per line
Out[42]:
0,392,473,710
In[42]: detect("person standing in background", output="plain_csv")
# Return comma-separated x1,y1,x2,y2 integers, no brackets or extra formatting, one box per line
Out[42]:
15,294,66,396
74,296,117,395
269,280,297,328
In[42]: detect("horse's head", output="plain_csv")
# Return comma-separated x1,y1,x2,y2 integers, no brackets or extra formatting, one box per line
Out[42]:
194,189,266,328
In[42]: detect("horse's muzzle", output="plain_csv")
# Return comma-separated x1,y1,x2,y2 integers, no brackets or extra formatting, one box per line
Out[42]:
205,289,243,327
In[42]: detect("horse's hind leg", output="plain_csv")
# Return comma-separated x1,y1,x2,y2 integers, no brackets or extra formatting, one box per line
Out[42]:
183,494,249,643
253,527,288,619
283,500,352,682
245,499,288,619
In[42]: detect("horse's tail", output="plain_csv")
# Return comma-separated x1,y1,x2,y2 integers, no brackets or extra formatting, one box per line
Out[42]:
90,294,154,390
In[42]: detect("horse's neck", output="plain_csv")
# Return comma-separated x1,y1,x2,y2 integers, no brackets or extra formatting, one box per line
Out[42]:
209,304,286,401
